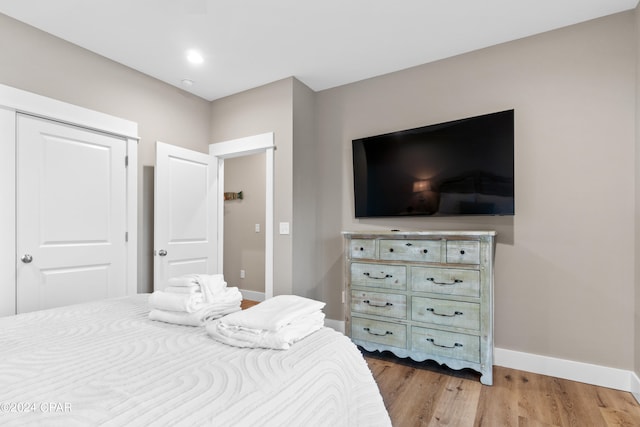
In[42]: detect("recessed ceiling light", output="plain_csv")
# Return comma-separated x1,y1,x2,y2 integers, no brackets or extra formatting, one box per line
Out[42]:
186,50,203,64
181,79,194,87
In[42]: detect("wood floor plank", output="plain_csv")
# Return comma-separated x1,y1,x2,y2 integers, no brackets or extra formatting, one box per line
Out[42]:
240,299,259,310
475,367,520,427
367,356,448,426
549,375,589,427
514,368,563,426
517,416,559,427
593,385,640,427
599,407,640,427
429,376,481,426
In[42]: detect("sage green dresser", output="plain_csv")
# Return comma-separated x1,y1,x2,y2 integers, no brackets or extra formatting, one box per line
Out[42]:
343,231,496,385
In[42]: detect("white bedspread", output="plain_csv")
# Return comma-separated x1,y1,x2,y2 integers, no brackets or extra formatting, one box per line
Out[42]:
0,295,390,427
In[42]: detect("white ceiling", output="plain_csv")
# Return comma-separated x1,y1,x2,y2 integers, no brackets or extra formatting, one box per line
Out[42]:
0,0,637,101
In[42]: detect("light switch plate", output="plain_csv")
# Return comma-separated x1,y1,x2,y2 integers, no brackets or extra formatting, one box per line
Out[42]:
279,222,290,235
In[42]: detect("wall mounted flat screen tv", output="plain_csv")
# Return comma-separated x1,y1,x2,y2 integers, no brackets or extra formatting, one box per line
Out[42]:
352,110,514,218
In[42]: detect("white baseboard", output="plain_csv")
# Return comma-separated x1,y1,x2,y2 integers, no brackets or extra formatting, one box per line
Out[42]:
495,347,634,393
239,289,265,302
631,371,640,404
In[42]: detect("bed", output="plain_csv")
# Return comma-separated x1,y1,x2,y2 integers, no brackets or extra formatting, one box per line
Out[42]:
0,294,390,426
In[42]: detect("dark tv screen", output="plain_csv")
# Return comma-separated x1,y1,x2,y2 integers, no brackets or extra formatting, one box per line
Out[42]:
352,110,514,218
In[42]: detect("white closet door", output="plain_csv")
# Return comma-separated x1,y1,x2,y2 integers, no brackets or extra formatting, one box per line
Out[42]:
17,114,128,313
154,142,215,290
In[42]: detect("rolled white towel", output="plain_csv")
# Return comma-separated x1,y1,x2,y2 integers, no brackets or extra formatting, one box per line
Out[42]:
149,291,203,313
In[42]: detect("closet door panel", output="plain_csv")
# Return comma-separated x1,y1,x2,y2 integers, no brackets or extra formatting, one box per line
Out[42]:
17,114,127,313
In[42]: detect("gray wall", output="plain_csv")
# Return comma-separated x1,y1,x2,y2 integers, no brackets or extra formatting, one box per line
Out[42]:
292,79,319,300
0,13,213,294
316,11,636,369
635,4,640,379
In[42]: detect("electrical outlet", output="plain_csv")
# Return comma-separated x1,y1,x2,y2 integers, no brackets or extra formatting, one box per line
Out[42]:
240,269,245,279
255,223,260,233
341,291,345,304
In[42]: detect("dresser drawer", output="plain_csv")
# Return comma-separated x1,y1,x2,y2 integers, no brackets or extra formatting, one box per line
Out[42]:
352,317,407,349
446,241,480,264
412,297,480,330
379,239,441,262
412,326,480,363
350,239,376,259
351,263,407,290
411,267,480,297
352,290,406,319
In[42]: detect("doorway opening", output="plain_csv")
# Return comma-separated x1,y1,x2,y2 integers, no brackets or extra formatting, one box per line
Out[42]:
210,133,274,300
223,152,266,301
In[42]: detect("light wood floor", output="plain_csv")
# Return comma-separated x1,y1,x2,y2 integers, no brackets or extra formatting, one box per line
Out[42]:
240,299,259,310
363,350,640,427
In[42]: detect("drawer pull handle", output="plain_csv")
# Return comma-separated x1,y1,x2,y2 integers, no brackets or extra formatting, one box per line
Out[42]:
426,338,463,349
405,243,413,246
363,300,393,308
460,250,465,255
422,249,428,254
364,272,392,280
389,248,394,252
358,247,364,251
426,308,463,317
426,277,463,286
364,327,393,337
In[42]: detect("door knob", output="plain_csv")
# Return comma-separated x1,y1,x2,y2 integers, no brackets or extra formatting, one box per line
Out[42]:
21,254,33,264
158,249,167,257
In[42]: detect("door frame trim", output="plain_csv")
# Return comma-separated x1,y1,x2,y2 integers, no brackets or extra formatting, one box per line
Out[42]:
0,84,138,316
210,133,275,300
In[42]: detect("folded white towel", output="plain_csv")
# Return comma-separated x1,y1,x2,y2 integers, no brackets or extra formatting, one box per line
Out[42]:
206,311,325,349
201,304,242,320
210,287,242,304
166,274,228,302
150,304,242,327
149,291,204,313
149,309,204,327
165,285,201,294
217,295,325,332
199,274,227,302
167,274,201,287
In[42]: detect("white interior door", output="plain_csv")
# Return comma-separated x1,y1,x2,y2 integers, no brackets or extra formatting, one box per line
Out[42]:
17,114,128,313
154,142,215,290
